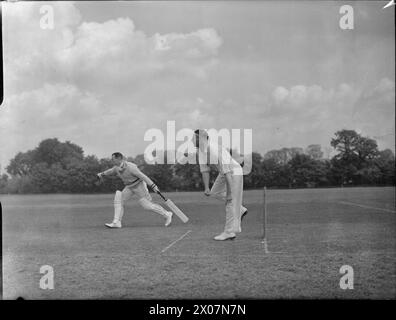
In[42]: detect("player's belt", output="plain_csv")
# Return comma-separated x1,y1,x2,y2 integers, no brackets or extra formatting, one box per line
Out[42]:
125,177,141,187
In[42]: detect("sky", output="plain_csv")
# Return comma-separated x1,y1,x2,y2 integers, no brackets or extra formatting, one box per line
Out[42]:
0,1,394,171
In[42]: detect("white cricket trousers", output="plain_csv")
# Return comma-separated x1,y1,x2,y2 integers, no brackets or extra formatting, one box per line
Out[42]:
210,171,245,234
112,181,169,223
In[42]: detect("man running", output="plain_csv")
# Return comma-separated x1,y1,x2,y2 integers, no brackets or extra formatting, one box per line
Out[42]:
193,130,248,241
97,152,172,228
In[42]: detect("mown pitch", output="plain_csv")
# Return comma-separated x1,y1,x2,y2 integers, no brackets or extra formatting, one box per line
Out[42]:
2,187,395,299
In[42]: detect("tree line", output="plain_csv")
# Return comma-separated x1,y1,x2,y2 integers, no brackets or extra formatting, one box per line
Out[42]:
0,129,394,194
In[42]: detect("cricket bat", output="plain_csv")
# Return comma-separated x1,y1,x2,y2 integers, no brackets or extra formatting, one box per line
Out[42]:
156,191,189,223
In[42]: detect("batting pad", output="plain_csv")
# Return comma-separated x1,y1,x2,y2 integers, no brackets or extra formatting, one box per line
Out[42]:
113,190,124,222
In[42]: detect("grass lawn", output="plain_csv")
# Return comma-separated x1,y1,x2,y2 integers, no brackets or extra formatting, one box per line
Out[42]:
2,187,395,299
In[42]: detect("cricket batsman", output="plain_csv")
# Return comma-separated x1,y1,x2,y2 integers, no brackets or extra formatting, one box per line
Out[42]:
193,130,248,241
97,152,173,228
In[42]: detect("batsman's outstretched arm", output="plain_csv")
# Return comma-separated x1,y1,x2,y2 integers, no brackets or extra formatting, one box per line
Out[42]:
97,167,116,179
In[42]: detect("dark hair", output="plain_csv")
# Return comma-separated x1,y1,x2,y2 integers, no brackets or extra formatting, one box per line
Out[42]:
112,152,124,159
194,129,209,139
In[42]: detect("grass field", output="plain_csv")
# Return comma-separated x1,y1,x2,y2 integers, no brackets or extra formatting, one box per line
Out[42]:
2,187,395,299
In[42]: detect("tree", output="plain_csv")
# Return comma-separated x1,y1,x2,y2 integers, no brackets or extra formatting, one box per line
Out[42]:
2,175,35,194
331,130,361,161
330,158,357,185
375,149,395,185
243,152,265,188
173,161,204,191
63,156,102,193
331,130,379,166
305,144,323,160
260,158,292,188
33,138,84,168
264,147,304,165
289,154,330,187
28,162,69,193
330,130,380,185
355,165,382,185
356,137,379,162
6,150,36,176
0,174,9,192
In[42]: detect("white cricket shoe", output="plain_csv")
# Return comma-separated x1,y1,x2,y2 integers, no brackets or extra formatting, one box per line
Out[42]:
105,221,122,228
164,211,173,227
241,208,248,221
214,232,236,241
236,208,248,233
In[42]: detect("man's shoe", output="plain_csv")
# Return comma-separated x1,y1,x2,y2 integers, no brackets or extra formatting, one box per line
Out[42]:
105,221,122,228
214,232,236,241
241,208,248,221
165,211,173,227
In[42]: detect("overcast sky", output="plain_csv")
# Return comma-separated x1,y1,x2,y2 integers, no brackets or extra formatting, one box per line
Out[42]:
0,1,394,170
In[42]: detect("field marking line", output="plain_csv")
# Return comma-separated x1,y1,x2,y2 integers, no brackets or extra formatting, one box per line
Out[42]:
338,201,396,213
161,230,192,253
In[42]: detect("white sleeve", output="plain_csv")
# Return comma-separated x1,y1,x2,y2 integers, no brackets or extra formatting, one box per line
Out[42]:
101,166,116,176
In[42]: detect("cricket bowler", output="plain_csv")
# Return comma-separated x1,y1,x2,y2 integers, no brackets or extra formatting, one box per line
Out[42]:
97,152,173,228
193,130,248,241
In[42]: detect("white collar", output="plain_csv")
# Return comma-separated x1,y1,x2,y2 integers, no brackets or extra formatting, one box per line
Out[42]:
118,161,126,169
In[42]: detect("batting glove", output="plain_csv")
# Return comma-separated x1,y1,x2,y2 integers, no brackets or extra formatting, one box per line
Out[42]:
150,183,160,193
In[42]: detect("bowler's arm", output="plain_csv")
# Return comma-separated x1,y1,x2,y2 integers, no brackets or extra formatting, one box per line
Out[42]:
199,157,211,195
201,171,210,192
